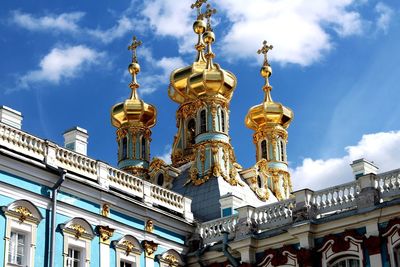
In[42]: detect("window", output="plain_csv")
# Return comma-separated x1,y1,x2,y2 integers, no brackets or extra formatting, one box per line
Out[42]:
121,137,128,160
62,218,94,267
220,109,225,132
3,200,43,267
141,137,146,159
261,140,268,160
257,175,262,188
67,248,81,267
279,140,285,161
330,258,360,267
120,259,135,267
157,173,164,186
200,110,207,133
113,235,141,267
8,231,26,266
187,119,196,145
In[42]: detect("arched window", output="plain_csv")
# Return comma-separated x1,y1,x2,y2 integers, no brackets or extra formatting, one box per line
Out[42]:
141,137,146,159
261,140,268,160
280,139,285,161
221,109,226,132
200,109,207,133
157,173,164,186
257,175,262,188
121,137,128,160
187,119,196,145
329,257,360,267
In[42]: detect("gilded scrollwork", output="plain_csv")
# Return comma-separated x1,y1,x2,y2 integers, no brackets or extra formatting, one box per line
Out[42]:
15,206,32,223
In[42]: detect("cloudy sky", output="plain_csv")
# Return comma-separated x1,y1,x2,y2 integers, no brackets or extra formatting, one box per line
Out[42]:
1,0,399,191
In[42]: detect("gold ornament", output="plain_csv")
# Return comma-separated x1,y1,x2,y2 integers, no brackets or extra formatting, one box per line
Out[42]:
98,225,114,243
145,220,154,233
101,204,110,217
142,240,158,258
69,224,86,239
15,206,32,223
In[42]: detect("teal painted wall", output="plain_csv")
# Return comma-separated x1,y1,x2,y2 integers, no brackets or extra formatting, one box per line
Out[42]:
0,194,15,267
91,235,100,267
0,170,49,197
35,207,48,266
54,213,71,267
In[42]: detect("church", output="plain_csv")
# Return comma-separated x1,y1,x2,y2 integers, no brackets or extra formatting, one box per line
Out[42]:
1,1,400,267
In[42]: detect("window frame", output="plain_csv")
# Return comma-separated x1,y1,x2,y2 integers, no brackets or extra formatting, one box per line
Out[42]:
61,218,94,267
3,200,43,267
199,109,207,134
113,235,142,267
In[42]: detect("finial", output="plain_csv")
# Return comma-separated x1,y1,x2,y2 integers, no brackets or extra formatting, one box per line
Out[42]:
204,4,217,31
203,3,217,69
191,0,208,62
127,36,142,99
257,41,274,102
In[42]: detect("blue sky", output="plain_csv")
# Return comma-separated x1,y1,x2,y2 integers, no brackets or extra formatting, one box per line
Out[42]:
1,0,399,190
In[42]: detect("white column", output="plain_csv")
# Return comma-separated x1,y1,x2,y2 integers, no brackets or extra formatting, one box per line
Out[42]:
100,242,110,267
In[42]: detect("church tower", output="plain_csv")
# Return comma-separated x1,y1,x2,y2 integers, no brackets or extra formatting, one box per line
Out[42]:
169,2,241,186
245,41,294,200
111,36,157,178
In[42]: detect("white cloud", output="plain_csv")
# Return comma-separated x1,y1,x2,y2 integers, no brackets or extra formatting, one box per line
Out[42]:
11,11,84,32
155,145,172,164
87,16,143,44
11,10,139,44
141,0,366,66
375,2,394,34
291,131,400,191
122,47,185,95
216,0,364,66
17,45,102,89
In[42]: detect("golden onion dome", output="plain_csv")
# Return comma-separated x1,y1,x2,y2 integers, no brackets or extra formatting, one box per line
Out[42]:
111,37,157,129
169,2,237,103
245,41,293,131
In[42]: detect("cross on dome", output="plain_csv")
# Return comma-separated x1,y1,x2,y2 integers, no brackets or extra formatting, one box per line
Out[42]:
128,36,142,63
257,40,273,66
204,4,217,30
191,0,208,19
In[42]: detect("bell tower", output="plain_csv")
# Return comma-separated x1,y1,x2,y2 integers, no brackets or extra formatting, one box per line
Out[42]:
111,36,157,178
169,2,241,186
245,41,294,200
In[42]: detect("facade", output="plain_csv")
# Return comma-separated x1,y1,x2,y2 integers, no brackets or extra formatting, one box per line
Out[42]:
1,1,400,267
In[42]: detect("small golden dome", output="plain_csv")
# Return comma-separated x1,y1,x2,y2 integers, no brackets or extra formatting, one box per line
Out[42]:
111,36,157,129
245,41,293,131
245,96,293,131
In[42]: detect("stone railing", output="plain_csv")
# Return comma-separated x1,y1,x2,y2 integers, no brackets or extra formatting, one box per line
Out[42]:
198,170,400,244
376,169,400,200
56,146,98,179
0,123,46,160
0,122,193,221
107,166,144,198
150,184,184,213
312,181,359,216
198,214,238,243
253,198,296,230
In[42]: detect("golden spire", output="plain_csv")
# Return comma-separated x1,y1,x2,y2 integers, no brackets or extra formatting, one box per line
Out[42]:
245,41,293,131
203,3,217,70
257,40,274,102
127,36,142,100
111,36,156,129
191,0,208,63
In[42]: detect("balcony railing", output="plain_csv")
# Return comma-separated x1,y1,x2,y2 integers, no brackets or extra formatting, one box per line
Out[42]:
0,122,192,221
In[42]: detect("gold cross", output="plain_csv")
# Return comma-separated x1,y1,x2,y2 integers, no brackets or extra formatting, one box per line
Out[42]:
257,40,273,65
204,4,217,30
128,36,142,63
